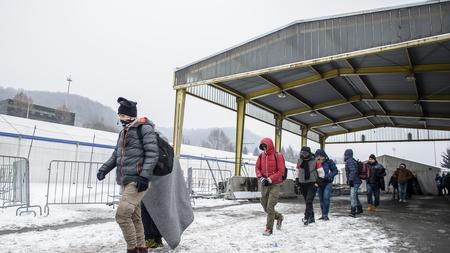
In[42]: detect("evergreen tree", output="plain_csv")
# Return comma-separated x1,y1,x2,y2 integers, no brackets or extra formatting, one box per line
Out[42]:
441,148,450,169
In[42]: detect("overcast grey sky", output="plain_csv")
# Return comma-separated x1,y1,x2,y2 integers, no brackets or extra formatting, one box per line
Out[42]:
1,0,449,166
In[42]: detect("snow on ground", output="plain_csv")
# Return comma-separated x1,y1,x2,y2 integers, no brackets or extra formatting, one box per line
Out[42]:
0,199,397,253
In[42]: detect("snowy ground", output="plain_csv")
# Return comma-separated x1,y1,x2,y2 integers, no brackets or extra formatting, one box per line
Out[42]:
0,198,399,253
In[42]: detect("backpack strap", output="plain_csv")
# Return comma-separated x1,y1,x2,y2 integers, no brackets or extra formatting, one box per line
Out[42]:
137,125,143,146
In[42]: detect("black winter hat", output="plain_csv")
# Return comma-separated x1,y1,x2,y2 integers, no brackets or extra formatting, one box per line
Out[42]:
369,154,376,160
117,97,137,117
301,146,311,154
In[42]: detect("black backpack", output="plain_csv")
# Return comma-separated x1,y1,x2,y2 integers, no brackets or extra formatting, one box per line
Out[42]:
137,125,174,176
259,152,288,181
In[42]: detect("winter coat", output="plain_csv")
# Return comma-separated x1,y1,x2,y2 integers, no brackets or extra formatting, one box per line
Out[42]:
99,118,159,185
296,158,320,184
255,138,285,185
142,158,194,249
366,162,386,189
315,149,338,184
344,149,362,185
388,176,398,189
393,167,413,184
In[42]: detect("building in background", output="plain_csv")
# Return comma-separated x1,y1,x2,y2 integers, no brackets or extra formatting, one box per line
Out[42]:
0,99,75,126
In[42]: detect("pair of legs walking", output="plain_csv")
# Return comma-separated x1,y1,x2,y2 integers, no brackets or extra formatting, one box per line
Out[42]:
350,183,363,217
116,182,147,253
301,182,317,225
318,182,332,220
367,183,380,211
260,184,283,235
399,182,408,202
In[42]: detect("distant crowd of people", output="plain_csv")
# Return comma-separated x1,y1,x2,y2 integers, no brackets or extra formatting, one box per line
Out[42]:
255,137,423,235
435,172,450,196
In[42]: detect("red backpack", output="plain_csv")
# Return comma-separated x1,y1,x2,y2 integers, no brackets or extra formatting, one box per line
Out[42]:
358,160,369,180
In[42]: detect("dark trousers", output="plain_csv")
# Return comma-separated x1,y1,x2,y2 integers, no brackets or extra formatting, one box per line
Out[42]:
141,202,162,240
367,183,380,207
300,182,317,219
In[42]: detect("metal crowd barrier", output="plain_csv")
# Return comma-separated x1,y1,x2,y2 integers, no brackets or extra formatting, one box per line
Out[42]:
0,155,42,216
187,167,232,197
44,160,120,215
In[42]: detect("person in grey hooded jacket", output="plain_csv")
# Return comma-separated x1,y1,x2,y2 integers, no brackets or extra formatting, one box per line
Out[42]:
344,149,362,218
97,97,159,253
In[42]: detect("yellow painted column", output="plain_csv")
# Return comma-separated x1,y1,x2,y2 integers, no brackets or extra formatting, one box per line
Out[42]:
173,88,186,159
301,127,308,148
319,135,326,150
274,114,283,153
234,97,246,176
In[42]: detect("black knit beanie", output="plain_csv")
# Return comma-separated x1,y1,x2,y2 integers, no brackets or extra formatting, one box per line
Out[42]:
117,97,137,117
369,154,376,160
301,146,311,154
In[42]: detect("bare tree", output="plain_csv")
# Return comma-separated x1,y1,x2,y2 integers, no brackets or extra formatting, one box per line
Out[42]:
201,128,234,152
442,148,450,169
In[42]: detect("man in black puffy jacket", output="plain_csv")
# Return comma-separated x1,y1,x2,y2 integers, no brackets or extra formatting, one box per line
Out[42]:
97,97,159,253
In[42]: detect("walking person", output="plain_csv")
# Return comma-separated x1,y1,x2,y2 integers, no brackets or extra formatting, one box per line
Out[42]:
393,163,413,202
297,146,320,225
315,149,338,221
366,154,386,211
97,97,159,253
255,138,285,236
435,173,443,196
388,175,399,200
344,149,363,217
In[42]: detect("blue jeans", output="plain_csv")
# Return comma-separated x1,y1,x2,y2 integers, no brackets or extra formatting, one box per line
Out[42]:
318,182,332,217
350,183,361,208
367,184,380,207
399,182,408,201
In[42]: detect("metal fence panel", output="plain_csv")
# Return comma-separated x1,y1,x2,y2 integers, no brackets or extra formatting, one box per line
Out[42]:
44,160,120,215
0,155,41,215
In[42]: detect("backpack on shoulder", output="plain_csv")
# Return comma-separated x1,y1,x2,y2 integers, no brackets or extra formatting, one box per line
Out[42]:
357,159,369,180
258,152,288,181
137,125,174,176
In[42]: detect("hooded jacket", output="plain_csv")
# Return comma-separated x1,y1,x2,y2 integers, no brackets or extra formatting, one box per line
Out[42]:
255,138,285,185
344,149,362,185
315,149,338,184
99,117,159,185
394,166,413,183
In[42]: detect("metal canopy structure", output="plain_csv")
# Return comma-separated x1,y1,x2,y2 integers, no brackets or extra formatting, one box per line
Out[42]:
172,1,450,175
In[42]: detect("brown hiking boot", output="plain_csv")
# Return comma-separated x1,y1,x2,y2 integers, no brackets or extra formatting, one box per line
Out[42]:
276,215,284,230
262,228,272,236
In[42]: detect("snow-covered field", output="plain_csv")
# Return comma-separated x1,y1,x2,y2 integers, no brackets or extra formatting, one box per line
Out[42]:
0,197,398,253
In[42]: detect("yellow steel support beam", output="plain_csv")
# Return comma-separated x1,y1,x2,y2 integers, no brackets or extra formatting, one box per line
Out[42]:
234,97,247,176
274,114,283,153
327,123,450,137
173,88,186,158
301,127,308,148
319,135,326,150
246,64,450,100
310,112,450,129
283,94,450,118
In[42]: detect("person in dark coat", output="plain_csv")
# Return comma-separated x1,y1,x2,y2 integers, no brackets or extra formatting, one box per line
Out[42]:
297,146,320,225
435,173,443,196
97,97,159,253
315,149,338,221
344,149,362,217
365,154,386,211
442,173,448,195
445,173,450,196
394,163,413,202
388,175,399,200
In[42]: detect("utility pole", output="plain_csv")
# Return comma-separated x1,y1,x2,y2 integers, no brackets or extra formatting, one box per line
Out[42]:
66,75,72,109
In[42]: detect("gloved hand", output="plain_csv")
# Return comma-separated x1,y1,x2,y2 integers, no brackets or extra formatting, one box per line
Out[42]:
259,177,270,187
97,171,105,181
349,180,354,188
136,176,149,192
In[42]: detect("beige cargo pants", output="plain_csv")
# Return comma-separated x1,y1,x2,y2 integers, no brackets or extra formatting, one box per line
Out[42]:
116,182,146,249
260,184,282,230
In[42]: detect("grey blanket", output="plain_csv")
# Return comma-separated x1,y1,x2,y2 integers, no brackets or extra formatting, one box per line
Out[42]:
141,158,194,249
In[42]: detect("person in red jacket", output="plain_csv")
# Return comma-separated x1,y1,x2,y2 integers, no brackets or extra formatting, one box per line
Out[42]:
255,137,286,236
